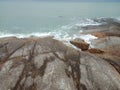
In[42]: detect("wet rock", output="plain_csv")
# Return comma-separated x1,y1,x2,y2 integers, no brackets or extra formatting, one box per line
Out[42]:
70,38,89,51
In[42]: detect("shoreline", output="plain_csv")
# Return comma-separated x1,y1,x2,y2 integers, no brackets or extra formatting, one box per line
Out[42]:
0,18,120,90
0,32,120,90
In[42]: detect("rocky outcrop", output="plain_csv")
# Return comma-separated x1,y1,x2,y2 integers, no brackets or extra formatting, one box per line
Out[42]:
91,31,120,38
90,36,120,56
81,18,120,36
79,18,120,58
70,38,89,51
0,37,120,90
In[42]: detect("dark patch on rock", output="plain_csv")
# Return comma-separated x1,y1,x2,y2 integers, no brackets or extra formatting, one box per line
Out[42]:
103,58,120,74
26,83,37,90
39,56,55,77
52,48,81,90
80,83,87,90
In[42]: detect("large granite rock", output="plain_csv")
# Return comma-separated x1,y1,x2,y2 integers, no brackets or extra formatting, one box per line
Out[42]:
0,37,120,90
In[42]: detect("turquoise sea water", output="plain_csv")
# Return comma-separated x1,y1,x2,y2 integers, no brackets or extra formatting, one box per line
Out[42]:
0,1,120,38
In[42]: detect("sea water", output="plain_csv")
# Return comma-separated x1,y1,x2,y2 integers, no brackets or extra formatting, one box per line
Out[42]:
0,1,120,39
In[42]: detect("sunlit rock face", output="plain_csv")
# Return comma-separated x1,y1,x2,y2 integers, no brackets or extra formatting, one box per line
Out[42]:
0,37,120,90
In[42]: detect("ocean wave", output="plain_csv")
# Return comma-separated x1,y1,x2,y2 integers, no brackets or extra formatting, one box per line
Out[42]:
0,17,119,40
74,18,101,27
0,32,51,38
58,17,120,32
0,31,97,42
0,17,101,48
54,18,103,35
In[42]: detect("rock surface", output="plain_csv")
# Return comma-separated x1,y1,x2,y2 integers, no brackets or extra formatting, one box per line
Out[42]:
88,48,104,54
70,38,89,51
81,18,120,36
0,36,120,90
91,36,120,57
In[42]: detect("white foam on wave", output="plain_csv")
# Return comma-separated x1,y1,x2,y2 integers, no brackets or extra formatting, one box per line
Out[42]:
73,34,98,48
79,34,97,43
81,34,97,48
0,30,98,49
0,31,72,41
50,31,72,41
58,18,101,34
0,18,99,49
51,30,98,48
0,22,98,40
0,32,51,38
75,18,101,27
116,17,120,22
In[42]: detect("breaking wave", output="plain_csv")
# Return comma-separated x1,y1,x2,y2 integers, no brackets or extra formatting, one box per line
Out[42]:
0,17,119,41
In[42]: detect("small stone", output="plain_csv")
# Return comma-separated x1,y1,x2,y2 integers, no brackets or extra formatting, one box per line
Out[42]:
70,38,89,51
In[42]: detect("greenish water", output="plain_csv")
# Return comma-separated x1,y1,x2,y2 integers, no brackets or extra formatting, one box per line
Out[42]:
0,1,120,38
